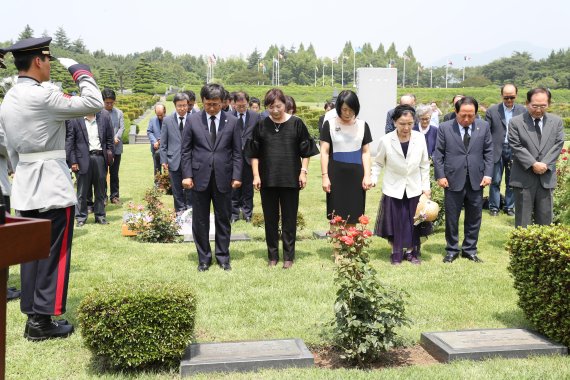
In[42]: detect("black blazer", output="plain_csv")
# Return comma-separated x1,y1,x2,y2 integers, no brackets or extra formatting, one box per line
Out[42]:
65,111,114,175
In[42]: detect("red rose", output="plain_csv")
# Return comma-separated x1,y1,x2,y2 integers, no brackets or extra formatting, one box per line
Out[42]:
358,215,369,225
562,148,567,154
564,157,568,161
363,230,372,237
343,236,354,246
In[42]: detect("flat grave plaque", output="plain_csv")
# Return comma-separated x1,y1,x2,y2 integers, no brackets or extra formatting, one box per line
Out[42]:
312,231,328,239
180,338,313,375
421,328,567,362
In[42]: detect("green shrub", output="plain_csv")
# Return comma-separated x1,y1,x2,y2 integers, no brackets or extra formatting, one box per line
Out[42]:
251,210,306,231
429,165,445,229
328,215,410,367
77,281,197,370
506,224,570,347
553,148,570,224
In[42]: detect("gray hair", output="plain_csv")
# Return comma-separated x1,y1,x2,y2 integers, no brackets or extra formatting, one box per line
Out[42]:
173,93,189,104
416,104,432,118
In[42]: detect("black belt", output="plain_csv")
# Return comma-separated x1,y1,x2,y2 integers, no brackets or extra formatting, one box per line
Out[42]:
89,150,103,156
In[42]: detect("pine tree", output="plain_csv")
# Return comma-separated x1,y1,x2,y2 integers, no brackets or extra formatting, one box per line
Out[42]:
18,25,34,40
246,48,261,70
70,38,87,54
53,26,70,50
133,58,157,94
97,67,119,91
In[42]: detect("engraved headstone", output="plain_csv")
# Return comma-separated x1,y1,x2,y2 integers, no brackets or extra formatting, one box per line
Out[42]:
180,338,314,375
421,328,567,362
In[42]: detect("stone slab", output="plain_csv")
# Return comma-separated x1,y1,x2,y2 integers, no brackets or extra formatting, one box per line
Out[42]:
312,231,328,239
180,338,314,375
183,233,250,242
421,328,567,362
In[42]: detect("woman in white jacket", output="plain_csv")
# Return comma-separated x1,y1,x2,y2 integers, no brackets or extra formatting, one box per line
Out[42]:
371,105,431,265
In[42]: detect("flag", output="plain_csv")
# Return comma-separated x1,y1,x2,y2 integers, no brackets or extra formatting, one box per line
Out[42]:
403,54,410,61
343,55,349,60
355,46,362,53
273,57,278,63
278,53,284,59
464,56,471,61
417,65,422,72
332,57,337,64
448,59,453,66
210,54,217,65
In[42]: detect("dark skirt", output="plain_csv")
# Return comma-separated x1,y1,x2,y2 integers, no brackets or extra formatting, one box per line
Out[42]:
374,193,426,262
326,160,365,224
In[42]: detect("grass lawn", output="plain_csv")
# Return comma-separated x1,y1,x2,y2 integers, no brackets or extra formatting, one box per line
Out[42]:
5,144,569,379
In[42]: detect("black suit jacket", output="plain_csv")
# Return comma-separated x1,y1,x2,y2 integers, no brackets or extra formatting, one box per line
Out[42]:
65,111,114,175
232,109,261,165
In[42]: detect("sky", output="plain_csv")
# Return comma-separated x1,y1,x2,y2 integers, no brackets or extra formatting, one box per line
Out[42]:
2,0,569,66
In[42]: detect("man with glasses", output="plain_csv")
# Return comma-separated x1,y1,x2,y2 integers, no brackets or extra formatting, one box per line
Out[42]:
508,87,564,227
160,93,192,212
230,91,260,223
485,84,525,216
181,84,242,272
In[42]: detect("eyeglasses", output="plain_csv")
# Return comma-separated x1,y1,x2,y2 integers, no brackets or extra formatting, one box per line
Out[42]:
529,104,548,110
502,96,516,100
420,117,431,121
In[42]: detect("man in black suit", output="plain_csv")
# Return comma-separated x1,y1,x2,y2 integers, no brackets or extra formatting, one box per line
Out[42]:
230,91,260,222
433,97,493,263
181,84,242,272
442,94,465,122
66,111,114,226
485,84,526,216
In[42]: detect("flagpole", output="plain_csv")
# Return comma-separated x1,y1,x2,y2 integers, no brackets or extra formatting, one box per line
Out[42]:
341,57,344,87
430,67,433,88
445,62,448,89
322,64,326,87
416,66,419,87
403,57,406,88
353,49,356,87
331,58,334,87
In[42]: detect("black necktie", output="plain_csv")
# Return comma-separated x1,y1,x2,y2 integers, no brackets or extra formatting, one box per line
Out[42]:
210,115,217,144
238,113,244,130
534,118,542,143
179,116,184,133
463,126,470,150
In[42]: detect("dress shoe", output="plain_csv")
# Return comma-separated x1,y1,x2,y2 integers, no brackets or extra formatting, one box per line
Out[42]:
111,197,121,205
443,252,459,263
230,217,239,224
220,262,232,271
505,209,515,217
87,206,94,214
197,263,210,272
282,261,293,269
407,255,421,265
268,260,278,267
7,287,20,301
76,220,85,227
489,210,499,217
461,252,483,263
95,217,108,225
25,315,74,341
245,217,252,223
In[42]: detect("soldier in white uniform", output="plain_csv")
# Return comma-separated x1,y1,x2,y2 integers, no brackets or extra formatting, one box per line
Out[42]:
0,37,104,341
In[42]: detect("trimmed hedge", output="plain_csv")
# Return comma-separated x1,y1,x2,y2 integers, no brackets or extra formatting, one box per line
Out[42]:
78,282,197,370
506,225,570,347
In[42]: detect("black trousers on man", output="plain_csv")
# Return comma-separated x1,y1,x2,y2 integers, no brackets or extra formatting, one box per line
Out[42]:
444,178,483,257
76,154,106,223
260,187,299,262
18,206,74,316
192,173,232,266
109,154,121,200
152,150,162,178
231,162,253,220
169,168,192,212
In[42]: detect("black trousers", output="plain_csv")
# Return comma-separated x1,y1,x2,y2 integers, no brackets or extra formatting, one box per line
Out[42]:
231,162,254,219
18,206,74,316
169,168,192,212
152,150,162,178
3,196,15,288
109,153,121,200
444,178,483,256
192,173,232,265
76,154,106,222
260,187,299,262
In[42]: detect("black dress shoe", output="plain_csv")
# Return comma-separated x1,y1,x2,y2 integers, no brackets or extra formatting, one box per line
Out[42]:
462,252,483,263
505,209,515,216
87,206,94,214
25,315,74,341
220,263,232,271
76,220,85,227
95,217,108,225
443,253,459,263
489,210,499,217
245,217,252,223
197,263,210,272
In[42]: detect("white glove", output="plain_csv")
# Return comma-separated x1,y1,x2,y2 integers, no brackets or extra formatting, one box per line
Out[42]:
57,58,79,70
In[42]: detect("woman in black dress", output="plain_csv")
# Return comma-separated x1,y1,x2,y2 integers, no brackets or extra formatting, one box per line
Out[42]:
247,88,319,269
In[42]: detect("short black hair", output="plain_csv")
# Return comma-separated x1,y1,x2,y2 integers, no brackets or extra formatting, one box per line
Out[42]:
234,91,249,102
173,92,189,104
249,97,260,107
14,54,47,72
455,96,478,113
201,83,225,101
392,104,415,121
324,101,335,111
101,88,116,101
183,90,196,102
335,90,360,117
451,94,464,104
526,87,551,103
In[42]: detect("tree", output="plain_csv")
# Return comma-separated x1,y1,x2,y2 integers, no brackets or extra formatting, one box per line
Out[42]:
97,67,119,91
133,58,157,94
247,48,261,70
70,38,88,54
53,26,70,50
18,25,34,40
